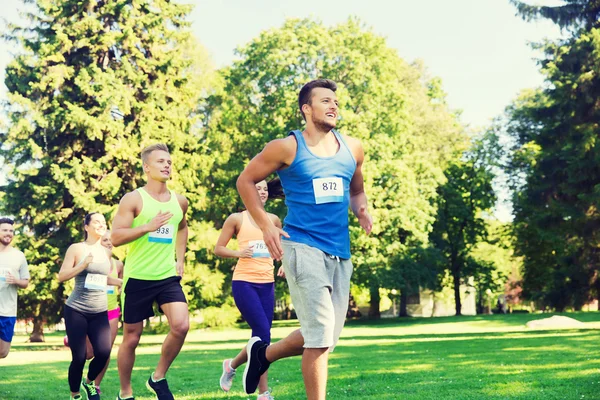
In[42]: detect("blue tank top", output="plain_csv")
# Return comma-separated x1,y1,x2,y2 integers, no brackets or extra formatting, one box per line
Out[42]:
277,130,356,258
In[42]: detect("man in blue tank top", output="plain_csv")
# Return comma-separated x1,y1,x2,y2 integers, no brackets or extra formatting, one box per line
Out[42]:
237,79,372,400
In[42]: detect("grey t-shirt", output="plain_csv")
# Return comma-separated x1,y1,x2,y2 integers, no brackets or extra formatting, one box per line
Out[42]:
0,247,30,317
65,245,111,314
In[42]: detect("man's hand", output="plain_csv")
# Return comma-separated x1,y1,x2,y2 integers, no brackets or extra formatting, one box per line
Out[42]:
277,266,286,279
357,205,373,235
5,272,16,285
176,260,185,277
262,224,289,261
145,211,174,233
238,247,254,258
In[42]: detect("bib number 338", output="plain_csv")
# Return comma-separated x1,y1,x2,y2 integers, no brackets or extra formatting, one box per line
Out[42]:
313,177,343,204
149,224,175,244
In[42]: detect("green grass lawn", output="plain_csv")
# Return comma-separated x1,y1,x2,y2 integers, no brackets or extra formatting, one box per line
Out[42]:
2,312,600,399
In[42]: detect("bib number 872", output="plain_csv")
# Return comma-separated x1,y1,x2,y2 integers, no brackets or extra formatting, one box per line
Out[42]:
322,182,338,191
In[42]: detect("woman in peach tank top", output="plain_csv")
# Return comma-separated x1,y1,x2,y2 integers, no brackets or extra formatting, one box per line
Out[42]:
214,180,282,400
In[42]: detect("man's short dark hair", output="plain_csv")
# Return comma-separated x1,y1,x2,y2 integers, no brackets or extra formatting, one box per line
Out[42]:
298,79,337,121
0,217,14,225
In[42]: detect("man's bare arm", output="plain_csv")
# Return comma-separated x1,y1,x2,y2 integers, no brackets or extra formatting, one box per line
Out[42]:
237,138,293,230
348,137,372,235
175,194,189,276
236,138,294,260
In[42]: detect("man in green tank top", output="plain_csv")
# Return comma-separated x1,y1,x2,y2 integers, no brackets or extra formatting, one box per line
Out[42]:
111,143,189,400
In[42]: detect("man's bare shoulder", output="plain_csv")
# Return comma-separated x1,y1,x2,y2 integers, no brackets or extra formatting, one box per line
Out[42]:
116,190,142,214
340,134,364,161
120,190,142,203
341,134,362,149
175,193,188,208
267,136,297,153
262,136,297,166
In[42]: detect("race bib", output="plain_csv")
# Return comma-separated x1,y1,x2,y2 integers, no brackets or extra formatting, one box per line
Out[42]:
84,273,107,290
249,240,270,258
313,177,343,204
149,224,175,244
0,267,10,282
106,285,116,295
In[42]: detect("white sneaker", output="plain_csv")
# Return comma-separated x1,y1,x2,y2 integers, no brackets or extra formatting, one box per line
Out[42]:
220,359,236,392
257,389,274,400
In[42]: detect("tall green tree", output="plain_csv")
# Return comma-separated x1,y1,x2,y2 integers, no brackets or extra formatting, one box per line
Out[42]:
203,18,466,317
505,30,600,309
510,0,600,31
505,1,600,310
429,134,497,315
1,0,215,339
470,221,520,313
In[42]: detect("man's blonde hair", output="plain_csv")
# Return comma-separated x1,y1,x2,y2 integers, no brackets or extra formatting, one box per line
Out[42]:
141,143,169,163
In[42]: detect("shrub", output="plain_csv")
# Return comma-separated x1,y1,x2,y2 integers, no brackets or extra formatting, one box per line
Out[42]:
200,305,240,328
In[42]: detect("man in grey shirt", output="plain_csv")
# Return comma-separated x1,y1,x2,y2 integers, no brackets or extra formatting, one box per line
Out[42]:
0,217,30,359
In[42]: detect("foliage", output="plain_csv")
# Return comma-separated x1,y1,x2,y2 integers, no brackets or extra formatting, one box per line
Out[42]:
199,304,240,329
429,133,498,315
510,0,600,32
470,221,520,311
203,18,466,315
505,26,600,310
0,0,216,337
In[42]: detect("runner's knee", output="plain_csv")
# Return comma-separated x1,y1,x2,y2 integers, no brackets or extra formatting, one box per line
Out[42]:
170,318,189,337
122,328,142,347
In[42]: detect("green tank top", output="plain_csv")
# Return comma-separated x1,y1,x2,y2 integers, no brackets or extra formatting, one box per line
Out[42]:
125,188,183,281
106,258,119,310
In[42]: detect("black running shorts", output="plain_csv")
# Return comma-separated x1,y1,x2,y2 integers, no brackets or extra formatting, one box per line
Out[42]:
122,276,187,324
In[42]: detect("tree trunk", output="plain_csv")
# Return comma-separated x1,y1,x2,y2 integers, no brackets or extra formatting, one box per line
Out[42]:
368,286,380,319
399,291,409,317
476,290,484,314
29,319,45,343
453,267,462,316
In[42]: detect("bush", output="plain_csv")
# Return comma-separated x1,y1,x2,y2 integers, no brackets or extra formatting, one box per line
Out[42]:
200,305,240,328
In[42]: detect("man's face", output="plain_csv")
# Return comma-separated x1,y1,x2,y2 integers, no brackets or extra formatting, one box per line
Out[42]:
304,87,339,131
144,150,172,183
0,223,14,246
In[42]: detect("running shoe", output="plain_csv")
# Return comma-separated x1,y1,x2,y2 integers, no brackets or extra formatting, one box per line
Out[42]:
81,380,100,400
220,358,236,391
146,374,174,400
243,337,271,394
257,389,275,400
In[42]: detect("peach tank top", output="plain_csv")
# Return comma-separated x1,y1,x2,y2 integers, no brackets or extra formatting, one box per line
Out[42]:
232,211,274,283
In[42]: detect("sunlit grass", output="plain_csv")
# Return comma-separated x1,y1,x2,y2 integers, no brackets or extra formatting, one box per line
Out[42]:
1,312,600,399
